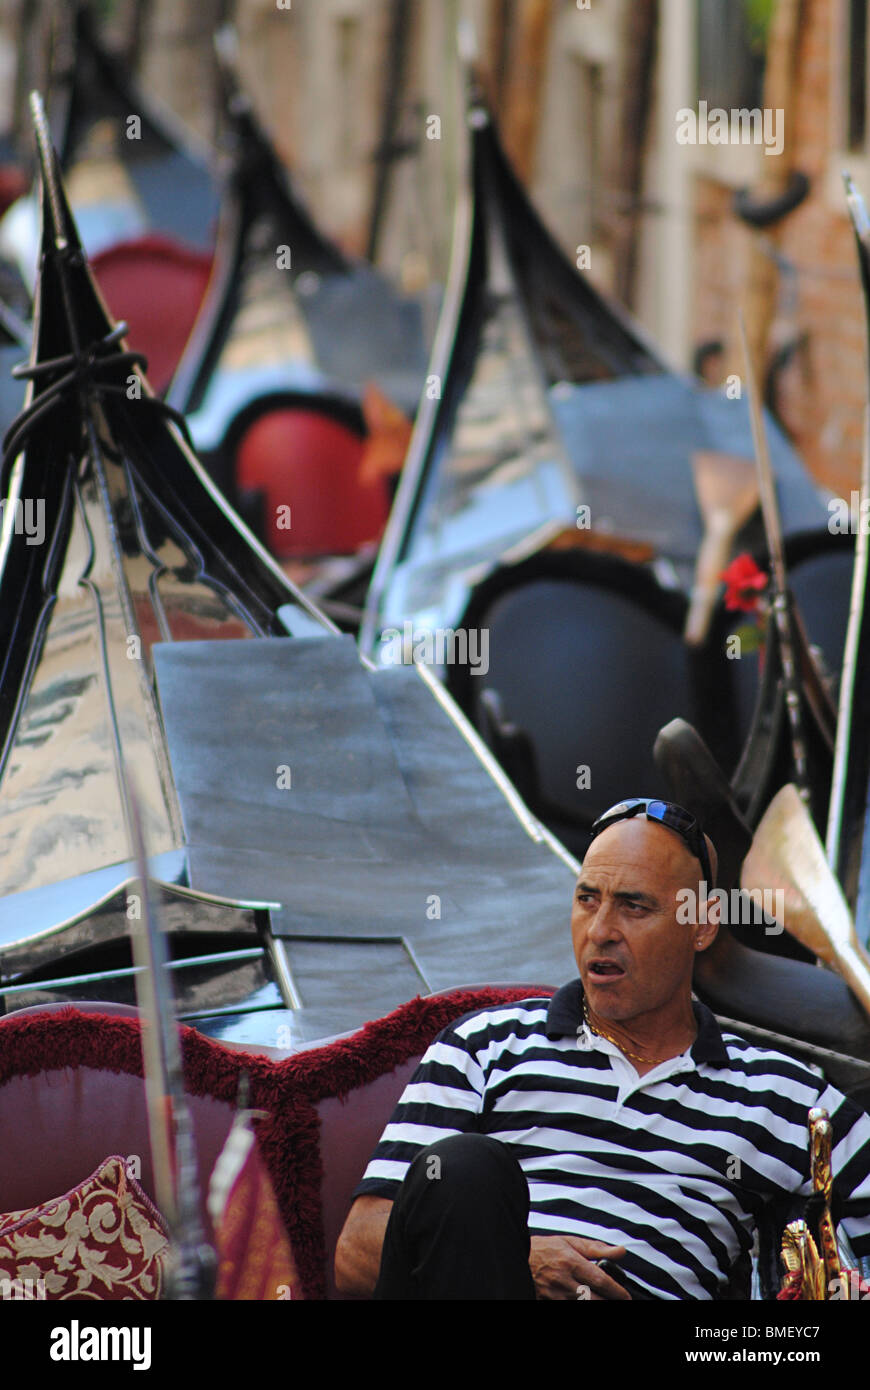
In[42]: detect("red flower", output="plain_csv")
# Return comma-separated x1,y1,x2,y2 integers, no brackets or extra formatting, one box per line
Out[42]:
720,553,768,613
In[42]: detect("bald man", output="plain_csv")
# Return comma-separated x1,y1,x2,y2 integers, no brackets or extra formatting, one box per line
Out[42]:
335,798,870,1300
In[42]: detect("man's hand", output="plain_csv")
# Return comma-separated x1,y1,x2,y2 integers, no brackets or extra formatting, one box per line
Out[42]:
530,1234,631,1301
334,1195,393,1298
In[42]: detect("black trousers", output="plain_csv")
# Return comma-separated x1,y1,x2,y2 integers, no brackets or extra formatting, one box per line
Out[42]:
372,1133,661,1301
373,1133,537,1300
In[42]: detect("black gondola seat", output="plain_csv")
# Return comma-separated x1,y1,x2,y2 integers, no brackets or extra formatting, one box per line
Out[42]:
446,552,741,857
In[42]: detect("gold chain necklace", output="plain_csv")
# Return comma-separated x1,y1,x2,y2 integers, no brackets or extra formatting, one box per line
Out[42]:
582,998,690,1066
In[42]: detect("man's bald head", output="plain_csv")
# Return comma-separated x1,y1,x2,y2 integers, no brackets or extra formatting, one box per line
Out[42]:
587,800,717,890
571,816,720,1028
585,816,715,894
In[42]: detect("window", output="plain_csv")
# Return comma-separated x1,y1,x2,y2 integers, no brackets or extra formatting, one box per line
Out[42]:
696,0,766,111
847,0,868,152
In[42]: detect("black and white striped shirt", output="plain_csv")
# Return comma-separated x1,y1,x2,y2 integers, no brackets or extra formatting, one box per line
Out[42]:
356,982,870,1299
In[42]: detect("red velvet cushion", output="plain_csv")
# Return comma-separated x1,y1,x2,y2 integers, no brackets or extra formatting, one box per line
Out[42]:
0,1155,168,1300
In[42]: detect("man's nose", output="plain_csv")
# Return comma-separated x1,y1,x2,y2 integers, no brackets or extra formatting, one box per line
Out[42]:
587,902,623,942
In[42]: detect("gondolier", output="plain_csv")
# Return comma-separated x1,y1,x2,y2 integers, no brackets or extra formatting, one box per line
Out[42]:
335,798,870,1300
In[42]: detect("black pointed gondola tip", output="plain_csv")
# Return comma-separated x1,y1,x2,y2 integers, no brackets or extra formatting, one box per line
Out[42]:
28,90,69,255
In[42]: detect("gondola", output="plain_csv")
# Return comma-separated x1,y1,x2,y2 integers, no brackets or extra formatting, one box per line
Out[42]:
169,28,429,420
52,4,218,253
4,100,870,1309
357,83,847,860
0,96,578,1051
360,85,833,641
4,8,428,440
166,29,429,562
0,4,219,395
62,13,427,564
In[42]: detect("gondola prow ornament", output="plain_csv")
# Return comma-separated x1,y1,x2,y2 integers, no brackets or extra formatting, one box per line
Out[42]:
780,1220,825,1300
808,1107,846,1296
779,1107,847,1299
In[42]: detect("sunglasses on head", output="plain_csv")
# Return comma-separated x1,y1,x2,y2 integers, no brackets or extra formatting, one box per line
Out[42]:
588,798,715,889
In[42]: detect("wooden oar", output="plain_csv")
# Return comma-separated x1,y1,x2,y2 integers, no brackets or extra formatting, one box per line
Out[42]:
741,783,870,1017
684,450,759,646
740,311,812,803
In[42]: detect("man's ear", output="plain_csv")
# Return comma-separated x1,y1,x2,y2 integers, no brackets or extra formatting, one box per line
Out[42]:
693,888,721,952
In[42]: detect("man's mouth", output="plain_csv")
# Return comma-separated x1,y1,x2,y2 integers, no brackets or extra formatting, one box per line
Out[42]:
587,961,626,979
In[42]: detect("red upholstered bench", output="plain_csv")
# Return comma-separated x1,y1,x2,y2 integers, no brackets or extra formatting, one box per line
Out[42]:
0,986,553,1299
91,235,213,394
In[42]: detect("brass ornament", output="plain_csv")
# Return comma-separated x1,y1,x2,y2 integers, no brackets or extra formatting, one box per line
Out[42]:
779,1106,848,1300
808,1107,847,1298
780,1220,825,1300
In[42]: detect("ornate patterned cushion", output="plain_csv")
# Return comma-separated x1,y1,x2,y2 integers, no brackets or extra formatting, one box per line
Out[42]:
0,1206,27,1236
0,1155,169,1300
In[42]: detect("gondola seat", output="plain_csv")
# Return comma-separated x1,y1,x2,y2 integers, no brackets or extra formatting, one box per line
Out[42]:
0,987,546,1300
91,234,213,395
233,401,388,557
0,1002,236,1246
446,551,741,859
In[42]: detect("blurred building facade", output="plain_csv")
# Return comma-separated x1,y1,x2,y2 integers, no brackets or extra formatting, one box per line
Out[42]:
685,0,865,496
